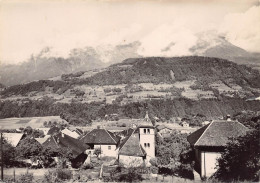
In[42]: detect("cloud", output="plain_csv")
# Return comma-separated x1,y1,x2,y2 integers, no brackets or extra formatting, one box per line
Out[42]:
219,4,260,52
138,22,198,57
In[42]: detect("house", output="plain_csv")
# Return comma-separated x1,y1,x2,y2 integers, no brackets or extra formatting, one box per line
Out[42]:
74,128,83,136
80,129,120,157
181,121,189,127
43,133,90,168
187,120,248,179
2,133,25,147
201,121,210,126
156,125,173,138
118,125,155,167
61,128,80,139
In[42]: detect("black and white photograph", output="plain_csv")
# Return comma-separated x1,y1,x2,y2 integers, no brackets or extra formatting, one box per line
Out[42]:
0,0,259,182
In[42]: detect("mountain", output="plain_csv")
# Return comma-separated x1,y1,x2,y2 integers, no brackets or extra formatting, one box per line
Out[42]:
0,43,141,86
190,32,260,71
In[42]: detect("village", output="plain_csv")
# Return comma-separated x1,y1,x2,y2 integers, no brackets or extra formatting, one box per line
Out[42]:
0,111,251,183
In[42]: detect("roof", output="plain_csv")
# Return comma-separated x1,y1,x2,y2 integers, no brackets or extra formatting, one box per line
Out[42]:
35,135,50,144
187,120,248,147
2,133,24,147
61,128,80,139
80,129,120,145
75,128,83,135
137,125,155,129
118,130,146,157
43,133,90,156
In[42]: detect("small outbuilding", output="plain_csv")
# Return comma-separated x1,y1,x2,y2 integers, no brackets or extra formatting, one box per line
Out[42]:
187,120,248,179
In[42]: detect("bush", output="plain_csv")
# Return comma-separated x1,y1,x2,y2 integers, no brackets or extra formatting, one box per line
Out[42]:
104,167,143,182
150,166,159,174
43,169,72,183
17,172,34,183
81,163,94,169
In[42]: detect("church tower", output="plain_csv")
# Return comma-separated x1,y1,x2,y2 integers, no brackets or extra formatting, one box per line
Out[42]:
139,126,155,161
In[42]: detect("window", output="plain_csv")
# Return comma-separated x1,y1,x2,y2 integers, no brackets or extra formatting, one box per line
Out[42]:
144,143,147,147
147,129,150,134
108,146,111,150
147,143,150,148
144,129,146,134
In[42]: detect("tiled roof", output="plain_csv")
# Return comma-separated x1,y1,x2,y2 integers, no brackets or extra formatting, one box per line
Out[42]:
43,133,90,156
118,130,146,157
187,121,248,147
2,133,24,147
80,129,120,145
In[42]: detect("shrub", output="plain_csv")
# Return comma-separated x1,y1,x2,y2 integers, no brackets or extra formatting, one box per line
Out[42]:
17,172,34,183
81,163,94,169
43,168,72,183
56,169,73,181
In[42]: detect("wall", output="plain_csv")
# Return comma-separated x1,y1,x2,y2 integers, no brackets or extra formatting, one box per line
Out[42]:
119,155,144,167
200,151,221,178
94,144,118,157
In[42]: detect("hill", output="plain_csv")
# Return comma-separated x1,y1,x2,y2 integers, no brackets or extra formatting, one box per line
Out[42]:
82,56,260,88
1,56,260,124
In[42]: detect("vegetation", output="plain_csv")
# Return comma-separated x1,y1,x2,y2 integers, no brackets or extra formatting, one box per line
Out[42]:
43,168,72,183
155,131,194,179
215,127,260,182
233,110,260,129
0,98,260,126
17,172,34,183
104,166,143,182
78,57,260,88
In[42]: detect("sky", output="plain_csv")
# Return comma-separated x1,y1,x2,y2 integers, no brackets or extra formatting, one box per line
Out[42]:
0,0,259,64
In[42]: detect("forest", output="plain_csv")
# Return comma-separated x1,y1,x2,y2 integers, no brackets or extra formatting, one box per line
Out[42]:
0,97,259,126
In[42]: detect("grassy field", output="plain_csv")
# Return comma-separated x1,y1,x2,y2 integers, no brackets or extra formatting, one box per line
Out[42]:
0,116,65,129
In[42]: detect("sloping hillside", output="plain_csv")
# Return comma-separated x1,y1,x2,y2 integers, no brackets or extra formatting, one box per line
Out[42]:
83,56,260,88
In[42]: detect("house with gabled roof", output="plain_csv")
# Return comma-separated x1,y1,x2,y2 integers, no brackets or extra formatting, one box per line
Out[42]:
80,128,120,157
43,132,90,168
117,125,155,167
2,133,25,147
187,120,248,179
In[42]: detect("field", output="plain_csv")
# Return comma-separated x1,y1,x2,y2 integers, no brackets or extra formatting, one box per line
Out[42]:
0,116,65,129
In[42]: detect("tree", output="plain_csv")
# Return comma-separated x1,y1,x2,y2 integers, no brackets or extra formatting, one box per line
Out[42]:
0,139,16,167
215,128,260,182
155,131,194,179
94,148,101,159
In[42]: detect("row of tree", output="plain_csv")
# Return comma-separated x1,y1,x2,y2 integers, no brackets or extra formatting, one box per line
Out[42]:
0,97,260,126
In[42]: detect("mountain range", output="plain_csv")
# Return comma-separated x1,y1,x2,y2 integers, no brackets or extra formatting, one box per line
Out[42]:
0,32,260,87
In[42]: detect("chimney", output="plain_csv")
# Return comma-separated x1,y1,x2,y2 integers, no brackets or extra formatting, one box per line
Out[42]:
61,133,64,137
